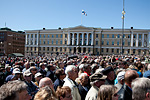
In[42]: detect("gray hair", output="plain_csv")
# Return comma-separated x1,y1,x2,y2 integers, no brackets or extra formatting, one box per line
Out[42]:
65,65,77,76
78,73,88,79
0,80,27,100
132,77,150,100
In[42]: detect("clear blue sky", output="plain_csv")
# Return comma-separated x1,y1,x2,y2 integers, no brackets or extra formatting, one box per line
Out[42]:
0,0,150,31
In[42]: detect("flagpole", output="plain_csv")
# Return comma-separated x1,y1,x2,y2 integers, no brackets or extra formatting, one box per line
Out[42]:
81,13,82,25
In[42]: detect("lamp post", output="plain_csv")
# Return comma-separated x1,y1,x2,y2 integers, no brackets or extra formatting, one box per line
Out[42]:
121,0,125,55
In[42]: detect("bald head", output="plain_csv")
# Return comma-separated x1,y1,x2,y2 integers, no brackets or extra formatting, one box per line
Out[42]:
39,77,54,90
125,70,138,85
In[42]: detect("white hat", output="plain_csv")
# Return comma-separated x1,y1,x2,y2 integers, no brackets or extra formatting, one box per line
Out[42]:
79,64,84,69
13,68,21,74
35,72,42,78
117,71,125,81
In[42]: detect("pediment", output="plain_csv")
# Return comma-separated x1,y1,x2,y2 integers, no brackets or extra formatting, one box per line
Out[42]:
68,25,93,30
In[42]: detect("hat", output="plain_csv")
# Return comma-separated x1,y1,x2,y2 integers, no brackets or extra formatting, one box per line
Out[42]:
117,71,125,81
143,70,150,78
5,65,11,69
79,64,84,69
35,72,42,78
90,71,107,82
84,56,88,59
13,68,21,74
102,66,114,75
23,69,32,77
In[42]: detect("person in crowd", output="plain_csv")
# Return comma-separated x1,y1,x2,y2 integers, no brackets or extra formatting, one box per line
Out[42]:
38,63,47,77
34,86,58,100
0,80,31,100
0,67,5,86
78,73,91,100
132,77,150,100
63,65,81,100
4,65,12,78
143,64,150,78
102,66,115,85
78,64,84,76
97,85,119,100
5,68,22,82
54,68,66,91
34,72,43,87
115,71,125,91
39,77,55,92
83,64,92,76
46,64,56,82
23,69,39,99
22,61,30,73
56,86,72,100
91,64,99,74
30,66,38,82
85,71,107,100
117,70,139,100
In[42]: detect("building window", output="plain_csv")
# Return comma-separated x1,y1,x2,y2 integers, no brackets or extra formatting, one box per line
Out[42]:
102,34,104,38
56,35,58,38
139,41,141,46
117,41,119,45
52,35,54,38
43,47,45,51
65,40,67,44
65,34,67,38
88,48,90,53
101,48,103,52
107,41,109,45
52,40,53,44
43,35,45,38
56,47,58,51
133,34,136,38
112,49,114,53
128,35,130,38
40,40,41,44
60,40,62,44
128,41,130,46
60,47,62,51
117,34,120,38
106,48,109,52
123,40,125,46
102,40,104,45
48,35,50,38
133,41,136,46
35,34,37,38
96,41,98,45
64,47,66,51
40,35,41,38
117,49,119,53
51,47,53,51
34,47,36,51
31,34,33,38
107,34,109,38
43,40,45,44
47,47,49,51
56,40,58,44
133,49,135,54
112,34,114,38
139,34,142,39
112,41,114,45
96,34,98,38
47,40,49,44
39,47,41,51
61,34,63,38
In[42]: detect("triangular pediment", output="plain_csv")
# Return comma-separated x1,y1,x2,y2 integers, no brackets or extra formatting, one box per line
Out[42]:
68,25,94,30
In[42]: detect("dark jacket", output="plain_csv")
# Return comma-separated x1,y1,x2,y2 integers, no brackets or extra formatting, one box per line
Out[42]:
117,84,132,100
54,78,64,91
78,84,90,100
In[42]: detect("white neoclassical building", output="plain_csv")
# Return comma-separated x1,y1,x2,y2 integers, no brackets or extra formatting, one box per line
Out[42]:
24,25,150,56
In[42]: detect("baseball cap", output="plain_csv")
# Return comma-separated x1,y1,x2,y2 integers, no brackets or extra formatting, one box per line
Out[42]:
13,68,21,74
23,69,32,77
90,71,107,82
35,72,42,78
117,71,125,81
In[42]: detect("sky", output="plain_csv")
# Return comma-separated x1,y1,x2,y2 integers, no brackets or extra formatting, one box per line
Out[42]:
0,0,150,31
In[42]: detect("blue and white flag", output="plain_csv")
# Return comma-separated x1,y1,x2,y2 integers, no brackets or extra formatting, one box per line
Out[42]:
82,10,87,16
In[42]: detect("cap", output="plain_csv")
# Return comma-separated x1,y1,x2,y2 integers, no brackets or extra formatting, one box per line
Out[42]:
102,66,114,75
90,71,107,82
117,71,125,81
79,64,84,69
5,65,11,69
23,69,32,77
13,68,21,74
35,72,42,78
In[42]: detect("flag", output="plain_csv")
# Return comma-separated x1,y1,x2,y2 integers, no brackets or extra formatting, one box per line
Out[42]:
82,10,87,16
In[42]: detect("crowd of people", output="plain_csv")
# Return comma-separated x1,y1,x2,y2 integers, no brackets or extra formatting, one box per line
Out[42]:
0,53,150,100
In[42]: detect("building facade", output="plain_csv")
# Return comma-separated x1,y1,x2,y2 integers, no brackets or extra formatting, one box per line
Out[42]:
0,27,25,56
25,25,150,56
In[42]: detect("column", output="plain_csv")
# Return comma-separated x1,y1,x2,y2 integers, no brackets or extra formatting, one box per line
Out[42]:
77,33,79,45
33,34,35,45
25,34,28,45
136,33,138,47
82,33,84,45
68,33,70,45
142,33,144,47
86,33,89,45
72,33,74,45
29,34,31,45
91,33,94,45
131,31,133,47
147,32,150,47
37,33,39,45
